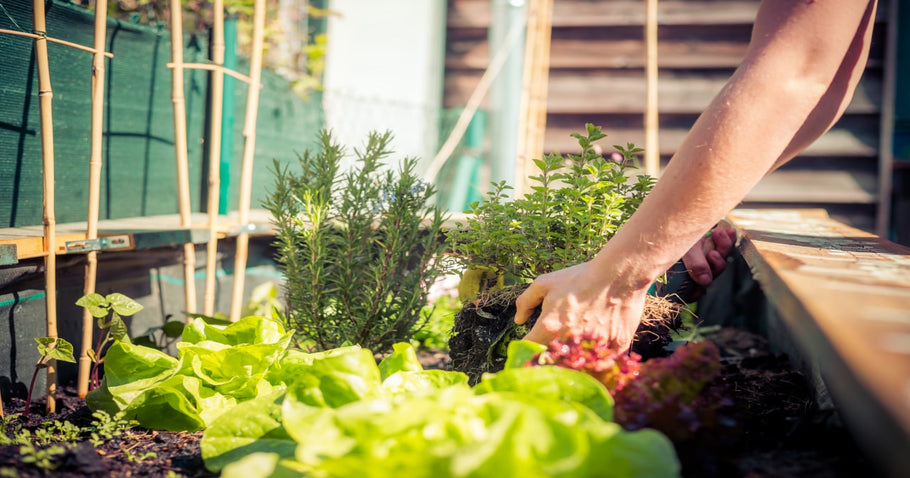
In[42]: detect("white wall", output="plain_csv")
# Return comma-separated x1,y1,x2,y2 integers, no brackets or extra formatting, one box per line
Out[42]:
323,0,447,173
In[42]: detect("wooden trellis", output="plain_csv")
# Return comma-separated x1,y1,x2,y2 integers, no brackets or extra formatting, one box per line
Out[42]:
0,0,113,411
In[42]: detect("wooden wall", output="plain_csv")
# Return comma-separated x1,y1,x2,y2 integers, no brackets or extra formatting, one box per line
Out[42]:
443,0,892,232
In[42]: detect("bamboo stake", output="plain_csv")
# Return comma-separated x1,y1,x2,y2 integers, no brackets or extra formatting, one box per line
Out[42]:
169,0,198,316
229,0,266,322
76,0,109,399
644,0,660,176
204,0,226,316
0,28,113,57
515,0,553,196
33,0,58,414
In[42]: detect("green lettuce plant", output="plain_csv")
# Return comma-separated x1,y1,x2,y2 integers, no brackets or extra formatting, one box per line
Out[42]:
447,123,654,282
265,130,451,352
84,314,680,477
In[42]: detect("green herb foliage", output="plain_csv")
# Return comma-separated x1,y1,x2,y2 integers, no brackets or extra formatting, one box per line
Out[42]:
447,124,655,281
265,130,451,352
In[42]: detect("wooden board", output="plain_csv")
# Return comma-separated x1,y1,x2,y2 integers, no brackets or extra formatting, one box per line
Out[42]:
0,210,275,261
727,208,910,477
449,0,762,29
444,71,883,115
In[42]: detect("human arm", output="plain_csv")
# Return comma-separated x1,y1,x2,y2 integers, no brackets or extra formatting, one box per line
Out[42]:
515,0,878,350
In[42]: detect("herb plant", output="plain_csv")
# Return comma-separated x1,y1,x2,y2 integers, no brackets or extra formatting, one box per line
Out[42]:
265,130,451,352
447,123,655,281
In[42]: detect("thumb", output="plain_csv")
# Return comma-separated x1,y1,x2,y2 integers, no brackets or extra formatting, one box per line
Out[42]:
514,282,545,325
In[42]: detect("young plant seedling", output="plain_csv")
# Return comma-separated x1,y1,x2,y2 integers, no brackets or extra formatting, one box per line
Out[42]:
24,337,76,415
75,292,143,390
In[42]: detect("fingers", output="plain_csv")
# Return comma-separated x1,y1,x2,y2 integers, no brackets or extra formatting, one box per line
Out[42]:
514,281,545,325
682,241,714,287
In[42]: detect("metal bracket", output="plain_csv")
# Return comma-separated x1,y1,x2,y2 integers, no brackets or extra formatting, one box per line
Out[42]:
65,234,132,253
0,244,18,266
224,223,271,236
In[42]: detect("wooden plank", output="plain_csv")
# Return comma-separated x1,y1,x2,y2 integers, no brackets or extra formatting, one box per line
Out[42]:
449,0,762,29
746,169,878,204
726,209,910,478
0,210,275,260
543,120,880,158
444,71,883,114
447,27,885,71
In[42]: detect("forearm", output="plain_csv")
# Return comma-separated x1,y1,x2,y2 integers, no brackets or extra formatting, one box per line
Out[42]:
592,0,877,288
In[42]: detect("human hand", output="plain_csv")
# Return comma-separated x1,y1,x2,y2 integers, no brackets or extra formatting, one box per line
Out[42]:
680,223,736,299
513,260,649,353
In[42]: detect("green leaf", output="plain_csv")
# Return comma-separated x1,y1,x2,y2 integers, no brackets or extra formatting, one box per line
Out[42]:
76,293,110,318
202,389,296,473
162,321,186,338
503,340,546,369
377,342,422,380
108,314,131,343
474,365,614,422
35,337,76,363
106,293,143,316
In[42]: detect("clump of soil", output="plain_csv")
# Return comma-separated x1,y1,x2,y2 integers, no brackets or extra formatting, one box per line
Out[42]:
448,283,685,384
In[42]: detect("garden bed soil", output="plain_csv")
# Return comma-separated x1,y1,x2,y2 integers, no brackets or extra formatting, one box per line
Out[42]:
1,328,877,478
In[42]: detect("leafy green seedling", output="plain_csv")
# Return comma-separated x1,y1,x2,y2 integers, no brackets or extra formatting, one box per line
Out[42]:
24,337,76,415
76,292,143,391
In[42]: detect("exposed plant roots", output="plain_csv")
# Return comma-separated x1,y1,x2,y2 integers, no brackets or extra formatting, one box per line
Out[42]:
448,284,685,385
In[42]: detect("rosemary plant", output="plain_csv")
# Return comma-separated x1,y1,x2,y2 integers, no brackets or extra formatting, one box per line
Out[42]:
265,130,450,352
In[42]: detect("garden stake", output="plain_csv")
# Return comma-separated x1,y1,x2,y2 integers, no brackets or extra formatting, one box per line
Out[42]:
169,0,198,316
204,0,226,316
514,0,552,196
229,0,266,321
644,0,660,176
33,0,58,414
77,0,109,399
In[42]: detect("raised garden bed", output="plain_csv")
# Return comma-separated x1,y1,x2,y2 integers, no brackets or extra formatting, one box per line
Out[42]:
0,325,873,477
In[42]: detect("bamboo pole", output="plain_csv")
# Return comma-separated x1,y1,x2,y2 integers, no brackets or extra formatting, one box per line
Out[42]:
169,0,198,316
0,28,113,57
204,0,226,316
644,0,660,176
33,0,58,414
76,0,109,398
229,0,266,322
515,0,553,196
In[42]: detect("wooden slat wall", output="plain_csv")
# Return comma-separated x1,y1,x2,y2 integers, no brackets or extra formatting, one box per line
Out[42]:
444,0,891,232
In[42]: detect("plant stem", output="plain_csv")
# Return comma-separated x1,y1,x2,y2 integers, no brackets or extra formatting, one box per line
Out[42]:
24,365,41,416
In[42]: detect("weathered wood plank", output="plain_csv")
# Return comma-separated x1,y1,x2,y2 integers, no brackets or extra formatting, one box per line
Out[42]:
446,27,885,71
0,210,275,260
727,208,910,478
449,0,762,29
746,169,878,204
444,71,883,115
543,120,880,158
448,0,888,29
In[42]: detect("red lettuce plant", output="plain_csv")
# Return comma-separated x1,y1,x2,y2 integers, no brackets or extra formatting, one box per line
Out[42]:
529,335,733,442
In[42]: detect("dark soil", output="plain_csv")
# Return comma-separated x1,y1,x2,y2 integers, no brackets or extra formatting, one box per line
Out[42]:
449,283,684,385
0,331,876,477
